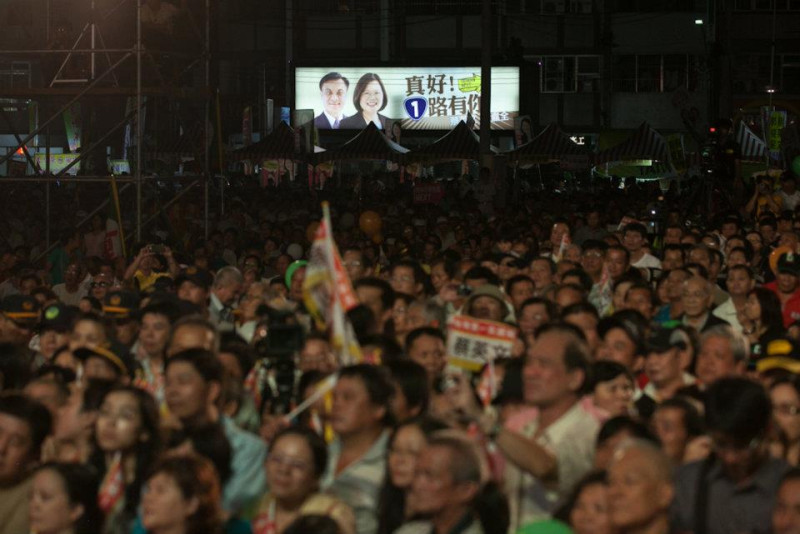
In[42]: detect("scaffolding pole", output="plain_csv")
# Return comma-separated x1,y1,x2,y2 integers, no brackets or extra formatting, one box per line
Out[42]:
136,0,143,242
204,0,211,239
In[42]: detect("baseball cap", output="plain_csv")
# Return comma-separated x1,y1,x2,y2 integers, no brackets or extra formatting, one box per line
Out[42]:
73,340,134,377
103,290,141,319
175,266,213,291
647,326,690,354
777,252,800,277
756,337,800,374
0,295,41,326
40,303,79,333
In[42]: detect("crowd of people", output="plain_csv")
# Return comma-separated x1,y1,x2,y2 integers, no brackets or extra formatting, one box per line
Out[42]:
2,168,800,534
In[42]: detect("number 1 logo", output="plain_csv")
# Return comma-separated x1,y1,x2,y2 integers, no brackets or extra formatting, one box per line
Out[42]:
404,97,427,121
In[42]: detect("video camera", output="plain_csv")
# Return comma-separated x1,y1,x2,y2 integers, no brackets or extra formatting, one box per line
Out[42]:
254,306,305,416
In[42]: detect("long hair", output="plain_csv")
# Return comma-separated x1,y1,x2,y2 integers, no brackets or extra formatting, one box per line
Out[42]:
90,386,162,521
749,287,783,332
376,417,450,534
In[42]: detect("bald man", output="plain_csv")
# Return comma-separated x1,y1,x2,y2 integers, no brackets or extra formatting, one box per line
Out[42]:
608,438,674,534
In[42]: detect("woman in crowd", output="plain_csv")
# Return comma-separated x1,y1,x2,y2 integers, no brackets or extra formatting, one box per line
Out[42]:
252,426,355,534
770,375,800,466
586,360,635,420
90,385,161,534
377,416,450,534
743,287,785,358
29,462,103,534
141,453,224,534
69,312,112,351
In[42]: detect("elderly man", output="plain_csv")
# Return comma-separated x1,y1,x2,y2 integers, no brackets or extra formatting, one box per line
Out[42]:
481,322,598,531
694,324,748,387
209,266,243,331
680,276,729,332
608,439,674,534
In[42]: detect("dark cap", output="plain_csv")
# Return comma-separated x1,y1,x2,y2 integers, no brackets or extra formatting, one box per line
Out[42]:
757,337,800,374
647,326,690,354
777,252,800,277
0,294,41,325
598,314,646,355
103,290,141,319
40,303,79,333
175,266,213,291
73,341,133,377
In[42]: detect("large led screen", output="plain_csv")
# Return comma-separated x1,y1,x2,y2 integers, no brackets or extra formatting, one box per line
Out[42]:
295,67,519,131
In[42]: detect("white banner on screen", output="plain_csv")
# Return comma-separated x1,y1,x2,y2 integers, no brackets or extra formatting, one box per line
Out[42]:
295,67,519,131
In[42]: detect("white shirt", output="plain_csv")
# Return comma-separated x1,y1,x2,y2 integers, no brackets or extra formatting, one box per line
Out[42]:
323,111,346,129
713,298,744,333
503,401,599,532
632,252,662,269
780,190,800,211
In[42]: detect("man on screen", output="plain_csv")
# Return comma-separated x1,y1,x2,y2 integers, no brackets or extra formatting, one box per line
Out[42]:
314,72,349,129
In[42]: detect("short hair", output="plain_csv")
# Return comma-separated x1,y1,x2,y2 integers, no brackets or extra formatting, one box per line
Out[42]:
352,72,388,112
582,240,609,254
35,463,102,534
146,454,223,534
533,322,590,388
623,223,648,240
213,266,243,289
219,332,256,378
606,245,630,263
625,280,658,307
271,425,329,478
428,433,483,485
662,243,685,258
0,343,32,390
319,72,350,90
338,364,395,426
519,297,558,321
168,315,221,355
587,360,633,392
684,262,710,280
728,264,754,279
354,277,395,312
561,269,593,293
700,324,749,364
596,415,656,447
529,256,557,274
405,326,446,354
284,515,342,534
385,359,430,416
505,274,535,296
169,422,233,484
166,348,224,384
656,397,705,438
612,437,673,482
561,301,600,322
705,377,771,443
0,392,52,457
139,300,181,325
464,266,501,286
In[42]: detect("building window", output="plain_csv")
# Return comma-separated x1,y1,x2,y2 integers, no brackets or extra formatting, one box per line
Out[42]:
539,55,601,93
612,54,694,92
734,0,800,10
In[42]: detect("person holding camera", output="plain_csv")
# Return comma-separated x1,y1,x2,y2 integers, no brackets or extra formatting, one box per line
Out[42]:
745,175,783,221
123,244,180,293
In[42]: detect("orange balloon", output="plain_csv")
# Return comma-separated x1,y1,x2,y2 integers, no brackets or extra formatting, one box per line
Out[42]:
770,246,793,276
306,221,320,243
359,211,382,236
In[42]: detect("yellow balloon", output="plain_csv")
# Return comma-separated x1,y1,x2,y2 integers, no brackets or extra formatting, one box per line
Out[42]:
359,211,382,236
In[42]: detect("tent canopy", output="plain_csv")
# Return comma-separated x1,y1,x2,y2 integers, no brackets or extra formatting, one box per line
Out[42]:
232,121,297,161
507,123,589,169
315,122,408,163
594,122,669,166
407,121,497,163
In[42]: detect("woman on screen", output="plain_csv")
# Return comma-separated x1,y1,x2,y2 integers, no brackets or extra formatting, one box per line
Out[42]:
340,73,389,130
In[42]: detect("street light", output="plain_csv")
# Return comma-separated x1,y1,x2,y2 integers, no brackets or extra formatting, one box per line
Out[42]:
695,19,704,25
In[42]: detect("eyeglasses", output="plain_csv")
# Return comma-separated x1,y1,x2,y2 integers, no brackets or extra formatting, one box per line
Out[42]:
90,282,110,288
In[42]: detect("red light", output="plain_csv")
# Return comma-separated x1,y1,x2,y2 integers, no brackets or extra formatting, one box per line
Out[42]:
709,127,716,133
14,147,24,155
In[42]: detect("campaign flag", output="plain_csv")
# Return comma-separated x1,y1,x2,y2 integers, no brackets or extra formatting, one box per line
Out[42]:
303,202,363,366
446,315,516,373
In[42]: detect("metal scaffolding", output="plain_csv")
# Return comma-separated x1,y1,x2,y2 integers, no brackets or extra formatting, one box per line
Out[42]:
0,0,214,248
